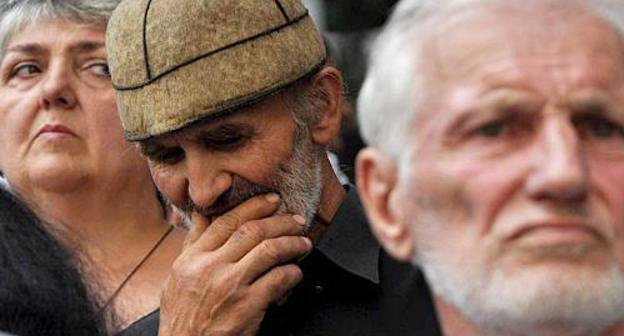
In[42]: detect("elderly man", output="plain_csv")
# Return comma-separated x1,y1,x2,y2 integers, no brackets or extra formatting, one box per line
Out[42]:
356,0,624,335
106,0,439,335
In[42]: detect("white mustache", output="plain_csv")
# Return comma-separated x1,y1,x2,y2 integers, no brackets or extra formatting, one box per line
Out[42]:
492,205,614,244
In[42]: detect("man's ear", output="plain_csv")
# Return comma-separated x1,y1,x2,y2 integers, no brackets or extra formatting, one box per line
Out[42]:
356,148,414,262
309,66,343,146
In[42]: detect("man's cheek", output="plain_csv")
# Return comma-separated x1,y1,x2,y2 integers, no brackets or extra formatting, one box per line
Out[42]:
407,166,478,230
590,161,624,247
150,166,186,208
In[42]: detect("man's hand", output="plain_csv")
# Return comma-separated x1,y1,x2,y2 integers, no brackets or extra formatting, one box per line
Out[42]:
158,194,311,336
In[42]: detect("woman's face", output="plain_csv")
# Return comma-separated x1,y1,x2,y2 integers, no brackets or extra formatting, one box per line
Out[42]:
0,20,148,194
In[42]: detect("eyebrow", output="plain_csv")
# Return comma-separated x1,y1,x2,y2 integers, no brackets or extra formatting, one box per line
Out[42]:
138,121,254,154
6,41,105,56
565,92,624,123
192,123,253,142
446,90,542,131
6,43,46,56
138,141,165,158
69,41,105,54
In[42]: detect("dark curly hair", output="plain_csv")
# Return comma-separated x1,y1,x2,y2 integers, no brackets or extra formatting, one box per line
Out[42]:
0,188,107,336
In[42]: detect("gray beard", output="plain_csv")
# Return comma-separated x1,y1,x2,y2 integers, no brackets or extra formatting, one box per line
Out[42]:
271,127,323,229
174,125,323,230
413,233,624,336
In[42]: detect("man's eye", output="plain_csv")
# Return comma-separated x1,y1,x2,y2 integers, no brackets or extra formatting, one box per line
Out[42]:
476,120,506,137
148,148,185,165
210,135,243,146
588,120,621,138
203,134,247,151
12,63,40,78
575,116,624,139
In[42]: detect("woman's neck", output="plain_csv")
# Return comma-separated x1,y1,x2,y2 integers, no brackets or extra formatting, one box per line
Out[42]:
13,175,169,268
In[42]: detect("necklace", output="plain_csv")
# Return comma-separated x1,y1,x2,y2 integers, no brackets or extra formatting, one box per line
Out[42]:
99,225,174,313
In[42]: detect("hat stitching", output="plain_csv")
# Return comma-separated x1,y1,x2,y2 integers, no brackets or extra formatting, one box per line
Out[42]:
124,58,326,141
113,10,310,91
274,0,290,22
142,0,154,80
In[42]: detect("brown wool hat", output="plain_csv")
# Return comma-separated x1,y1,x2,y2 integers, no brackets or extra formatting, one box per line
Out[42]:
106,0,326,141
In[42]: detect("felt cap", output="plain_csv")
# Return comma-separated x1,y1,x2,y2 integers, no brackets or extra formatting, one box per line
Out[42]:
106,0,326,140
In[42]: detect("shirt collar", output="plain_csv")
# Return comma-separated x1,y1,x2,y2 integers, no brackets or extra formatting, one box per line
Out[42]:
315,185,381,284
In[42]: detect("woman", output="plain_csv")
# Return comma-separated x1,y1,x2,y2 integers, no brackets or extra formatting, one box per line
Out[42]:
0,187,107,336
0,0,185,332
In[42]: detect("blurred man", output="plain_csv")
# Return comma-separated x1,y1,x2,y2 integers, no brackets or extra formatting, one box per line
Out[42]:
107,0,440,335
357,0,624,335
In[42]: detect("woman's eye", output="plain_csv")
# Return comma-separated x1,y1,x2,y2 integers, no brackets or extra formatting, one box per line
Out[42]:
88,63,111,78
12,63,40,78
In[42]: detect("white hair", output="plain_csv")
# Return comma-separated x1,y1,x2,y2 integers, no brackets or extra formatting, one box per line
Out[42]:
357,0,624,159
0,0,120,61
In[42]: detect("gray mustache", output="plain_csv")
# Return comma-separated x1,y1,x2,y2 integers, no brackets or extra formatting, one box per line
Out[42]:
179,175,277,218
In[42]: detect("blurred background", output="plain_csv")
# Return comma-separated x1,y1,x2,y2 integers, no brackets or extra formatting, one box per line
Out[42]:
302,0,399,183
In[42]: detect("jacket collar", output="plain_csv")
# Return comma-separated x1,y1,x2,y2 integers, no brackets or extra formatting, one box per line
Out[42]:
316,185,381,284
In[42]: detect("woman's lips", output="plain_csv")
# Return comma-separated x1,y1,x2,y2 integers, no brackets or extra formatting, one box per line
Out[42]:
37,124,77,138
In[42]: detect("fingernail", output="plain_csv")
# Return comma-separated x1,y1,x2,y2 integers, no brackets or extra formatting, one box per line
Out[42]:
266,193,280,203
302,237,312,248
293,215,306,224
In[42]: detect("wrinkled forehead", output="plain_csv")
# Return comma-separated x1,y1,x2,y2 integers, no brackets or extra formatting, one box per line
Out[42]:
0,16,105,62
424,1,624,89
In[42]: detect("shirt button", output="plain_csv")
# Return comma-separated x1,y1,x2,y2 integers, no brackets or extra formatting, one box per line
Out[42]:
314,284,324,294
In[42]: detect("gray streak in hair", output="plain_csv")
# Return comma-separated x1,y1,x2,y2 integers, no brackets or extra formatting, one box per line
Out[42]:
0,0,120,61
283,74,331,137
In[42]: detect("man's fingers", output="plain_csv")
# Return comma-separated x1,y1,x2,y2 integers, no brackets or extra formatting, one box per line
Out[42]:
190,193,281,252
237,236,312,284
219,214,306,260
250,263,304,307
183,212,210,250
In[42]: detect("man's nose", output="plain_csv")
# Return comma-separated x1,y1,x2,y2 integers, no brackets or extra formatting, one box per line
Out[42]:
185,151,232,209
525,116,589,203
39,61,78,110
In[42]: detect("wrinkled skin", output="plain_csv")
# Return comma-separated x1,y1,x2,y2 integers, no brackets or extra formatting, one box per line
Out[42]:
358,2,624,336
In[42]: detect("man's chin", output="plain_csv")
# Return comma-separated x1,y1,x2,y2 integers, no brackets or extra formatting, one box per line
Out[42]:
498,241,612,269
419,249,624,336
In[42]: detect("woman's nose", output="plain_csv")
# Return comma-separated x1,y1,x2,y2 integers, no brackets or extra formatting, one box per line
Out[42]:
39,62,77,110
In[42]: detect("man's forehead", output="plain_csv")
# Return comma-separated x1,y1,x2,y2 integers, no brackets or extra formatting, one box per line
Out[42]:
141,113,243,146
424,2,624,89
140,93,287,146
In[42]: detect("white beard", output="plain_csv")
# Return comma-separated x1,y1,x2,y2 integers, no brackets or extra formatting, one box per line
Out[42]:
413,231,624,336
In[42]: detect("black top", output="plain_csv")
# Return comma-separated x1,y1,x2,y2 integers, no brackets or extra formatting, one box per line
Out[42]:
117,187,441,336
116,310,159,336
